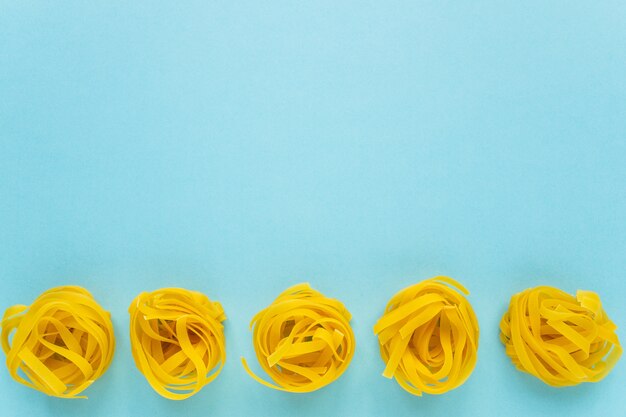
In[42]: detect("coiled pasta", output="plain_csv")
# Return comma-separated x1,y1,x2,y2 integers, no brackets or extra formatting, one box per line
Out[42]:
373,276,479,395
241,283,355,393
1,286,115,398
129,288,226,400
500,286,622,386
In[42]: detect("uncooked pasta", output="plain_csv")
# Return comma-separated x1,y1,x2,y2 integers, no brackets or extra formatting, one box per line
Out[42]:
373,276,479,395
241,283,355,392
500,285,621,386
129,288,226,400
1,286,115,398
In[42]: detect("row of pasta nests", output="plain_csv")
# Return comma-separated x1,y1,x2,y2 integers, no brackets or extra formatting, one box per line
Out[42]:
0,278,621,399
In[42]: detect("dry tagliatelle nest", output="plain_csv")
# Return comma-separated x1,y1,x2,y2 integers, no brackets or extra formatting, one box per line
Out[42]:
242,283,355,392
373,276,479,395
1,286,115,398
500,286,621,386
129,288,226,400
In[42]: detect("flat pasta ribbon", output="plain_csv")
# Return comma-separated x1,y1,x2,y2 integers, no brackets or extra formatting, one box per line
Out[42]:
500,285,622,386
373,276,479,395
241,283,355,393
1,286,115,398
129,288,226,400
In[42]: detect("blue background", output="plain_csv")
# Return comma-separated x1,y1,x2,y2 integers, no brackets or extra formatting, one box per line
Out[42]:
1,2,625,416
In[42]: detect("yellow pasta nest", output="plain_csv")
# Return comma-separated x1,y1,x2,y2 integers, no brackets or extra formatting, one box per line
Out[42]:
1,286,115,398
129,288,226,400
500,286,622,386
241,283,355,392
373,276,479,395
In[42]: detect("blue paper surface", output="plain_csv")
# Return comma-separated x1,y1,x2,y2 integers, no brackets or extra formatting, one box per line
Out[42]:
0,2,624,416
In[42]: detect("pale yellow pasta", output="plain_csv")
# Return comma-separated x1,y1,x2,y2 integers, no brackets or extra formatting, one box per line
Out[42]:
1,286,115,398
129,288,226,400
500,286,622,386
241,283,355,393
373,276,479,395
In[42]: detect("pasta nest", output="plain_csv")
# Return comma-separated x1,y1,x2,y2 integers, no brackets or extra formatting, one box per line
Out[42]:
1,286,115,398
500,286,622,386
242,283,355,392
373,276,479,395
129,288,226,400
